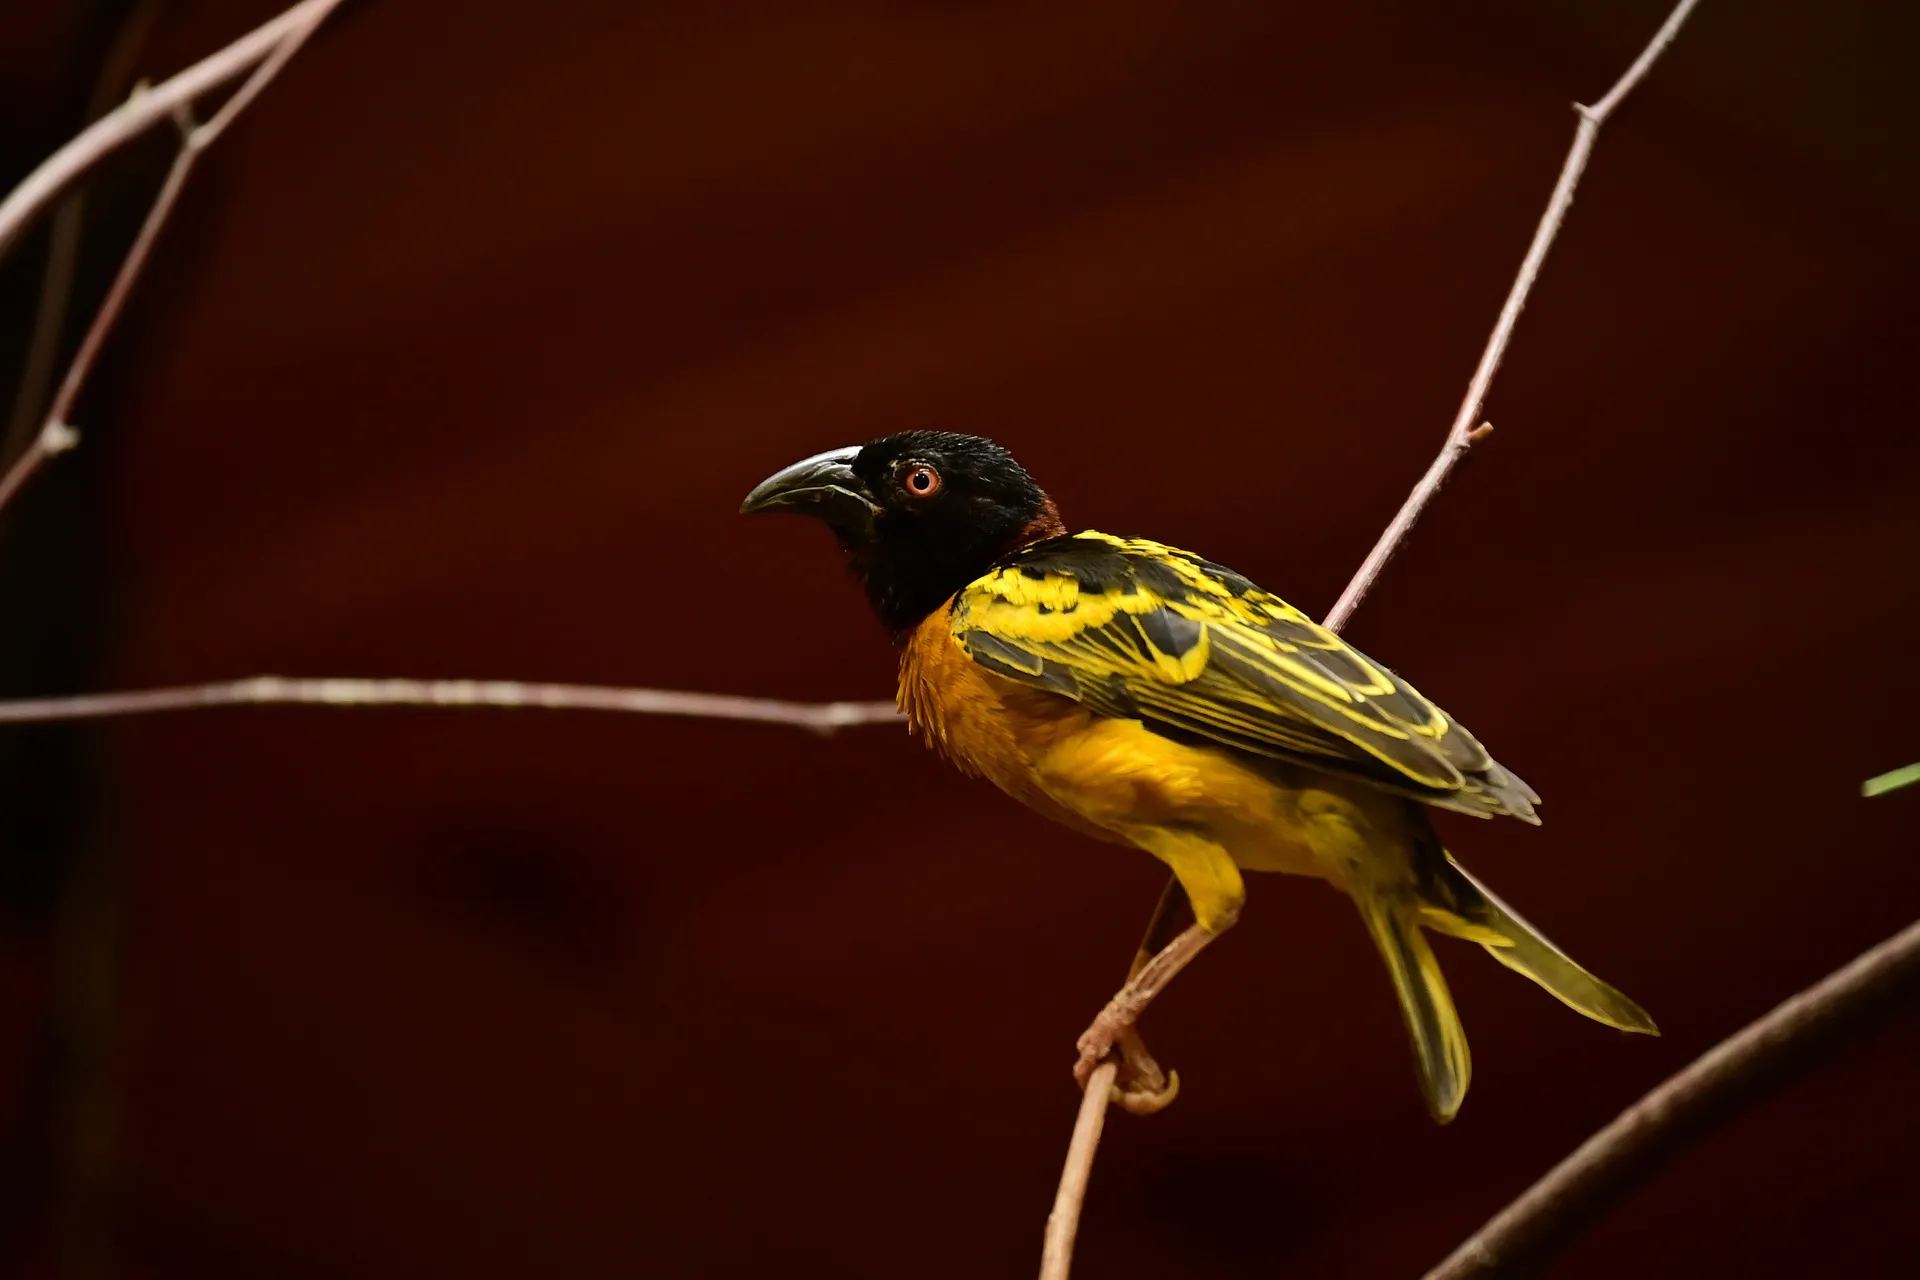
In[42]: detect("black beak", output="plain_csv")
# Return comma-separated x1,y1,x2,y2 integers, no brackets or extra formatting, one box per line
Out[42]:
739,446,879,535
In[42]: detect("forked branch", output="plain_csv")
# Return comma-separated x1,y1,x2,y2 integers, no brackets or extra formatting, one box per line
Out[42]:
0,0,347,515
0,0,345,260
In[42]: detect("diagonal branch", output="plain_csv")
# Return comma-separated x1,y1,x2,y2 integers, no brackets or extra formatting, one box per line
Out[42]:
1038,2,1705,1276
0,0,347,518
1424,915,1920,1279
1321,0,1704,632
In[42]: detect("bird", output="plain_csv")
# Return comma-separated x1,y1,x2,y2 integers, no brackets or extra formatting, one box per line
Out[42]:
740,430,1655,1122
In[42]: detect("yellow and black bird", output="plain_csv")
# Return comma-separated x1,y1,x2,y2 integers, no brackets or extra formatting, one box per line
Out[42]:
742,431,1654,1122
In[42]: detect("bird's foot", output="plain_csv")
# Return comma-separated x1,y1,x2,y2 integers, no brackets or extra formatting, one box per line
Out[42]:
1073,1000,1129,1087
1074,1007,1180,1114
1112,1027,1180,1115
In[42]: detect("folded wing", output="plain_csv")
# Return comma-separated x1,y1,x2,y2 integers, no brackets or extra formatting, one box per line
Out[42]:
951,532,1539,822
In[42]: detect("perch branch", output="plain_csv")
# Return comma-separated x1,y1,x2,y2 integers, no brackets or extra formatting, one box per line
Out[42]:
1424,915,1920,1279
0,0,346,516
1321,0,1703,633
1037,2,1704,1276
0,677,900,735
1040,1062,1118,1278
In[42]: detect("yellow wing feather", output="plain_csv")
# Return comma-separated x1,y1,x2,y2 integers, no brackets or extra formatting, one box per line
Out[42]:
950,532,1540,822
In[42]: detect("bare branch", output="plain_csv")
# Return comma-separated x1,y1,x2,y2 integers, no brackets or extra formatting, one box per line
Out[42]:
1038,3,1705,1274
0,676,900,735
0,0,346,518
0,4,902,742
1040,1062,1118,1278
1321,0,1704,633
0,0,344,262
1425,916,1920,1279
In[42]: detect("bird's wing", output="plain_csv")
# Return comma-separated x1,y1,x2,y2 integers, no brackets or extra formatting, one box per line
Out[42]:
950,531,1538,821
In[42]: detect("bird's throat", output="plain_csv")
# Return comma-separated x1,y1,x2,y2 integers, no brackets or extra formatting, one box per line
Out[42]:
864,494,1067,641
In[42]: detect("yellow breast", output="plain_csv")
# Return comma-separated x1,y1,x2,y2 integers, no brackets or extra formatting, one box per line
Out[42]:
897,604,1130,845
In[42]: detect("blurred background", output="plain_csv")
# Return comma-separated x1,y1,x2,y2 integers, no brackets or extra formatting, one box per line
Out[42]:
1,1,1916,1276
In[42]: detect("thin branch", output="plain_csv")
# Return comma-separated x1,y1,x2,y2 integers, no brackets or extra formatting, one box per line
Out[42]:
1425,916,1920,1279
4,198,87,461
0,676,901,735
0,0,344,262
1321,0,1704,633
0,0,346,518
1038,3,1704,1275
0,2,902,743
1040,1062,1118,1278
0,413,81,516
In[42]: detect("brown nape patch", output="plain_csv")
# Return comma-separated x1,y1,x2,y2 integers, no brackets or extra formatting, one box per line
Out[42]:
1015,495,1067,548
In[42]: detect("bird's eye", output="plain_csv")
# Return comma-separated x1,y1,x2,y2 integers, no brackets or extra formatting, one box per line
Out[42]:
902,463,942,499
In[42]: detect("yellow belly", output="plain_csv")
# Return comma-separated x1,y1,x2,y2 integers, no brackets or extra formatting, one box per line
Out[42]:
1025,714,1401,883
897,607,1416,895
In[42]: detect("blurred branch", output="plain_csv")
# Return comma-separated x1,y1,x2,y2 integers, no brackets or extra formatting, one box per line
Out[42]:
1861,762,1920,797
0,0,346,516
1039,1,1705,1276
13,17,174,1280
0,677,900,734
1425,916,1920,1279
2,0,165,463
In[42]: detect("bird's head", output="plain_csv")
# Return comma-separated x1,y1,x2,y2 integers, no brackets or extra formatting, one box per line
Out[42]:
741,430,1065,634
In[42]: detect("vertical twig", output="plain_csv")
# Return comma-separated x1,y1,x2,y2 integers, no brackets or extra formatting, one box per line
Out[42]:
0,8,344,1277
11,21,173,1280
1036,4,1705,1276
1040,1062,1118,1277
1,0,164,462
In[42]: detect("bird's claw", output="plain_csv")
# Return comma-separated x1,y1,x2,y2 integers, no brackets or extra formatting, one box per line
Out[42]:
1073,1006,1180,1113
1112,1067,1180,1115
1072,1005,1128,1088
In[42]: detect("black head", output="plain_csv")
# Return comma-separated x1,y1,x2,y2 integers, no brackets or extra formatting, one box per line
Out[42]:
741,431,1061,633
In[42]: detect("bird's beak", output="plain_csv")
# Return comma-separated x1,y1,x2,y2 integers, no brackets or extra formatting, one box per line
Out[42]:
739,446,880,535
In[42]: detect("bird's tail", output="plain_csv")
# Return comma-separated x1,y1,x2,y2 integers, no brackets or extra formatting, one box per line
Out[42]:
1353,885,1472,1124
1418,853,1659,1036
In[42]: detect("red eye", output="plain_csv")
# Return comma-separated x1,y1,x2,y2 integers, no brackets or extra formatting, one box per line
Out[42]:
902,464,942,498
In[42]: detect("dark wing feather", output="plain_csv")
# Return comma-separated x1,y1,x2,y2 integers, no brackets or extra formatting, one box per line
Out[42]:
951,532,1539,822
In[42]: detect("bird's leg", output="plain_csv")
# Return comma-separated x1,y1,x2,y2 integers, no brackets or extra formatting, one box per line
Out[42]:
1106,874,1191,1114
1073,832,1241,1097
1074,918,1226,1093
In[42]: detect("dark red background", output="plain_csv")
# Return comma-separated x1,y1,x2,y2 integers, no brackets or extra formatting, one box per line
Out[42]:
2,1,1917,1276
